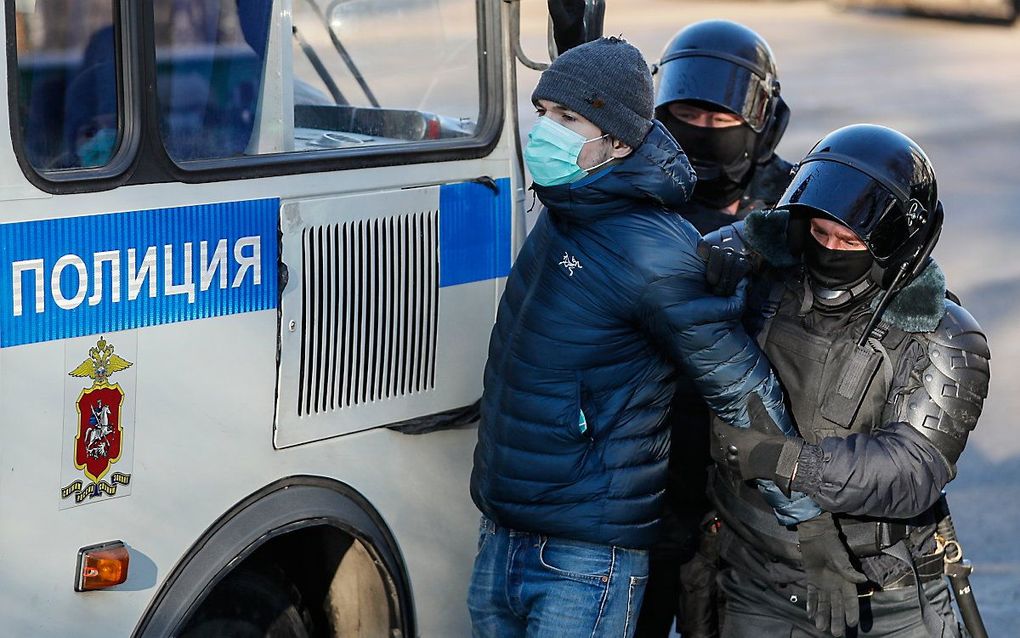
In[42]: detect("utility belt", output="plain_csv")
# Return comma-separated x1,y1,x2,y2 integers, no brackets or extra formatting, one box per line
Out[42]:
879,549,945,591
708,468,919,562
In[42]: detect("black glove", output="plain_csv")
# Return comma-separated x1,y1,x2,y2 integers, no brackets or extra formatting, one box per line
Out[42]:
710,394,803,492
797,513,867,637
699,240,753,297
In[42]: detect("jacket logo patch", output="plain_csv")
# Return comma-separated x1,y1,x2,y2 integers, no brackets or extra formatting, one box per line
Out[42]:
559,252,583,277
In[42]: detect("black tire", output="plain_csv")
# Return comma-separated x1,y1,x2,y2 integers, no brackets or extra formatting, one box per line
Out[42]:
179,566,313,638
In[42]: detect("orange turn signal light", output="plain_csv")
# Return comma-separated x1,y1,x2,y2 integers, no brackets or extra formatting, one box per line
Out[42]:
76,541,130,592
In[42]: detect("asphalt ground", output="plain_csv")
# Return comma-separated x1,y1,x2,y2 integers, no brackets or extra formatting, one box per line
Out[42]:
513,2,1020,633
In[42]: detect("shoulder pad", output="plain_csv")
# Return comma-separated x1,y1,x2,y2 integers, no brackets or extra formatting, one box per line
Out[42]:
924,303,990,425
927,301,991,360
901,302,990,471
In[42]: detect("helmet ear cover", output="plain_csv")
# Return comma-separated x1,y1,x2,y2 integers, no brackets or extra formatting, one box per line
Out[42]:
753,93,788,164
873,200,943,289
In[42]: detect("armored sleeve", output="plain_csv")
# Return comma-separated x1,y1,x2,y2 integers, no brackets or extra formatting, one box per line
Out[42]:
790,302,989,518
897,301,990,477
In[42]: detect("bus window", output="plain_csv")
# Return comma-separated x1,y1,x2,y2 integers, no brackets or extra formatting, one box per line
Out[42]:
13,0,121,171
152,0,482,164
152,1,269,162
289,0,480,148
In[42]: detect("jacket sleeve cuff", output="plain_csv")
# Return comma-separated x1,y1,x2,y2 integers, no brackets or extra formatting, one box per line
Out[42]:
790,443,825,496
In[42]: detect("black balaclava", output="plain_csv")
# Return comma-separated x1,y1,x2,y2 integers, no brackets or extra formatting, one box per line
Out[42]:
800,221,879,310
664,118,756,209
803,241,874,288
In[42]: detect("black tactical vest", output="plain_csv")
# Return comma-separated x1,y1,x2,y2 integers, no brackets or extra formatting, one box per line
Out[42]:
762,282,905,444
711,273,935,564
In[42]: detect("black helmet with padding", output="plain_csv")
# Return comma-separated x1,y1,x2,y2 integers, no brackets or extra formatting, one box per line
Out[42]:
777,124,942,290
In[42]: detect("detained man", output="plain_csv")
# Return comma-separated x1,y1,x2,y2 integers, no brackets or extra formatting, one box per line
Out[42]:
468,36,818,638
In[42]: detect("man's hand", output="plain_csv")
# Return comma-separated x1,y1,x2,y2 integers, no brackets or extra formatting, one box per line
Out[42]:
710,394,803,491
797,514,868,637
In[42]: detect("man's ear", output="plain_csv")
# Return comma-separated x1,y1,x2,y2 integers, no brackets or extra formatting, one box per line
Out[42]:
610,138,633,159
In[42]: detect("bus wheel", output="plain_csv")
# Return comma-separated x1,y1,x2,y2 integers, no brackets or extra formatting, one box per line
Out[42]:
179,565,313,638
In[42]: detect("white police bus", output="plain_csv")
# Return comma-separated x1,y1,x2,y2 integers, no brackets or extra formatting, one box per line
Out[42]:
0,1,602,635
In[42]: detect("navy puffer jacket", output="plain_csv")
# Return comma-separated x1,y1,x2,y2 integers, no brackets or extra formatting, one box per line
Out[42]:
470,122,805,549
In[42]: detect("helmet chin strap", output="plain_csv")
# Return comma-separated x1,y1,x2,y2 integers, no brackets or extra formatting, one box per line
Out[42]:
856,262,912,347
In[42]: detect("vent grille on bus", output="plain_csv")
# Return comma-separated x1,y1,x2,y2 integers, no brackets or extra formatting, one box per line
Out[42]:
298,212,439,415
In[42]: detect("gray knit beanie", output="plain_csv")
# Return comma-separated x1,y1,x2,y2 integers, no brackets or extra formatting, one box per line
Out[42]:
532,36,654,149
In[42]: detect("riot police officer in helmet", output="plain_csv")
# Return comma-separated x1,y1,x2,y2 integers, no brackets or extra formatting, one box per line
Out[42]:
705,124,989,637
654,20,792,232
635,21,796,638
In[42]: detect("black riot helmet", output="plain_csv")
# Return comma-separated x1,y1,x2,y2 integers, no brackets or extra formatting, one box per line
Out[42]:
654,21,789,208
654,20,789,159
777,124,943,293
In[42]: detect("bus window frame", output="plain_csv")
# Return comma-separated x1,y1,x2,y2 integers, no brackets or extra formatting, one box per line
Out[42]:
5,0,504,194
5,0,143,191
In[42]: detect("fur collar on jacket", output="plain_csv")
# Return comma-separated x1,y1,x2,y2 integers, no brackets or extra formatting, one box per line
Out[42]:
742,209,947,333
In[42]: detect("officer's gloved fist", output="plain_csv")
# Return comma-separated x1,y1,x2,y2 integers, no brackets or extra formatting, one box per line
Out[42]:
702,243,752,297
710,394,804,493
698,222,760,297
797,513,867,637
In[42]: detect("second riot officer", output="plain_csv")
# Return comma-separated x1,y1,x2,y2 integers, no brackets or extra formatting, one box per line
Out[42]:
637,20,796,638
654,19,793,234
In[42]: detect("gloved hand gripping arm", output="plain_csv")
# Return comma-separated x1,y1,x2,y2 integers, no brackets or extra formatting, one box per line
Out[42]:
637,248,820,525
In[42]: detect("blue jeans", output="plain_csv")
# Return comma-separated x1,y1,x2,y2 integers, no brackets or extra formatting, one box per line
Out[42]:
468,516,649,638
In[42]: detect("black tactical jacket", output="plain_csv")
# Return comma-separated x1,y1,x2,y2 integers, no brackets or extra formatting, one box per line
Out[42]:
709,210,991,587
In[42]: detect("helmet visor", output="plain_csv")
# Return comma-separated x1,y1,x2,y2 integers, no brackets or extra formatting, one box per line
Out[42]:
655,55,771,132
776,161,915,264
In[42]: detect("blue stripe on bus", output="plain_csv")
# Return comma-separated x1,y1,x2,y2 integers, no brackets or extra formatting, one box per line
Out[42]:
439,177,512,288
0,198,279,347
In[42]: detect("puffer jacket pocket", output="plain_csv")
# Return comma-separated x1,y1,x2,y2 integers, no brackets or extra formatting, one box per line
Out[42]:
572,374,598,442
579,381,599,441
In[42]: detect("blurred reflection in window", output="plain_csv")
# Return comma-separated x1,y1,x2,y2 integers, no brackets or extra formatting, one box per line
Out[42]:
153,0,271,162
153,0,484,163
14,0,121,171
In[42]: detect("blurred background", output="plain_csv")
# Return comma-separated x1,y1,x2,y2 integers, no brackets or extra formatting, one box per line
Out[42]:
515,1,1020,633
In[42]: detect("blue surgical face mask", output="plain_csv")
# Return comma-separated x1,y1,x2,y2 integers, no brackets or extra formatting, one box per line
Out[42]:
524,117,611,187
76,128,118,168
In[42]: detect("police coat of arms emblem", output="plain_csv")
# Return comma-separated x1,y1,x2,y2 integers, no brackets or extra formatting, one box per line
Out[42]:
61,337,133,503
